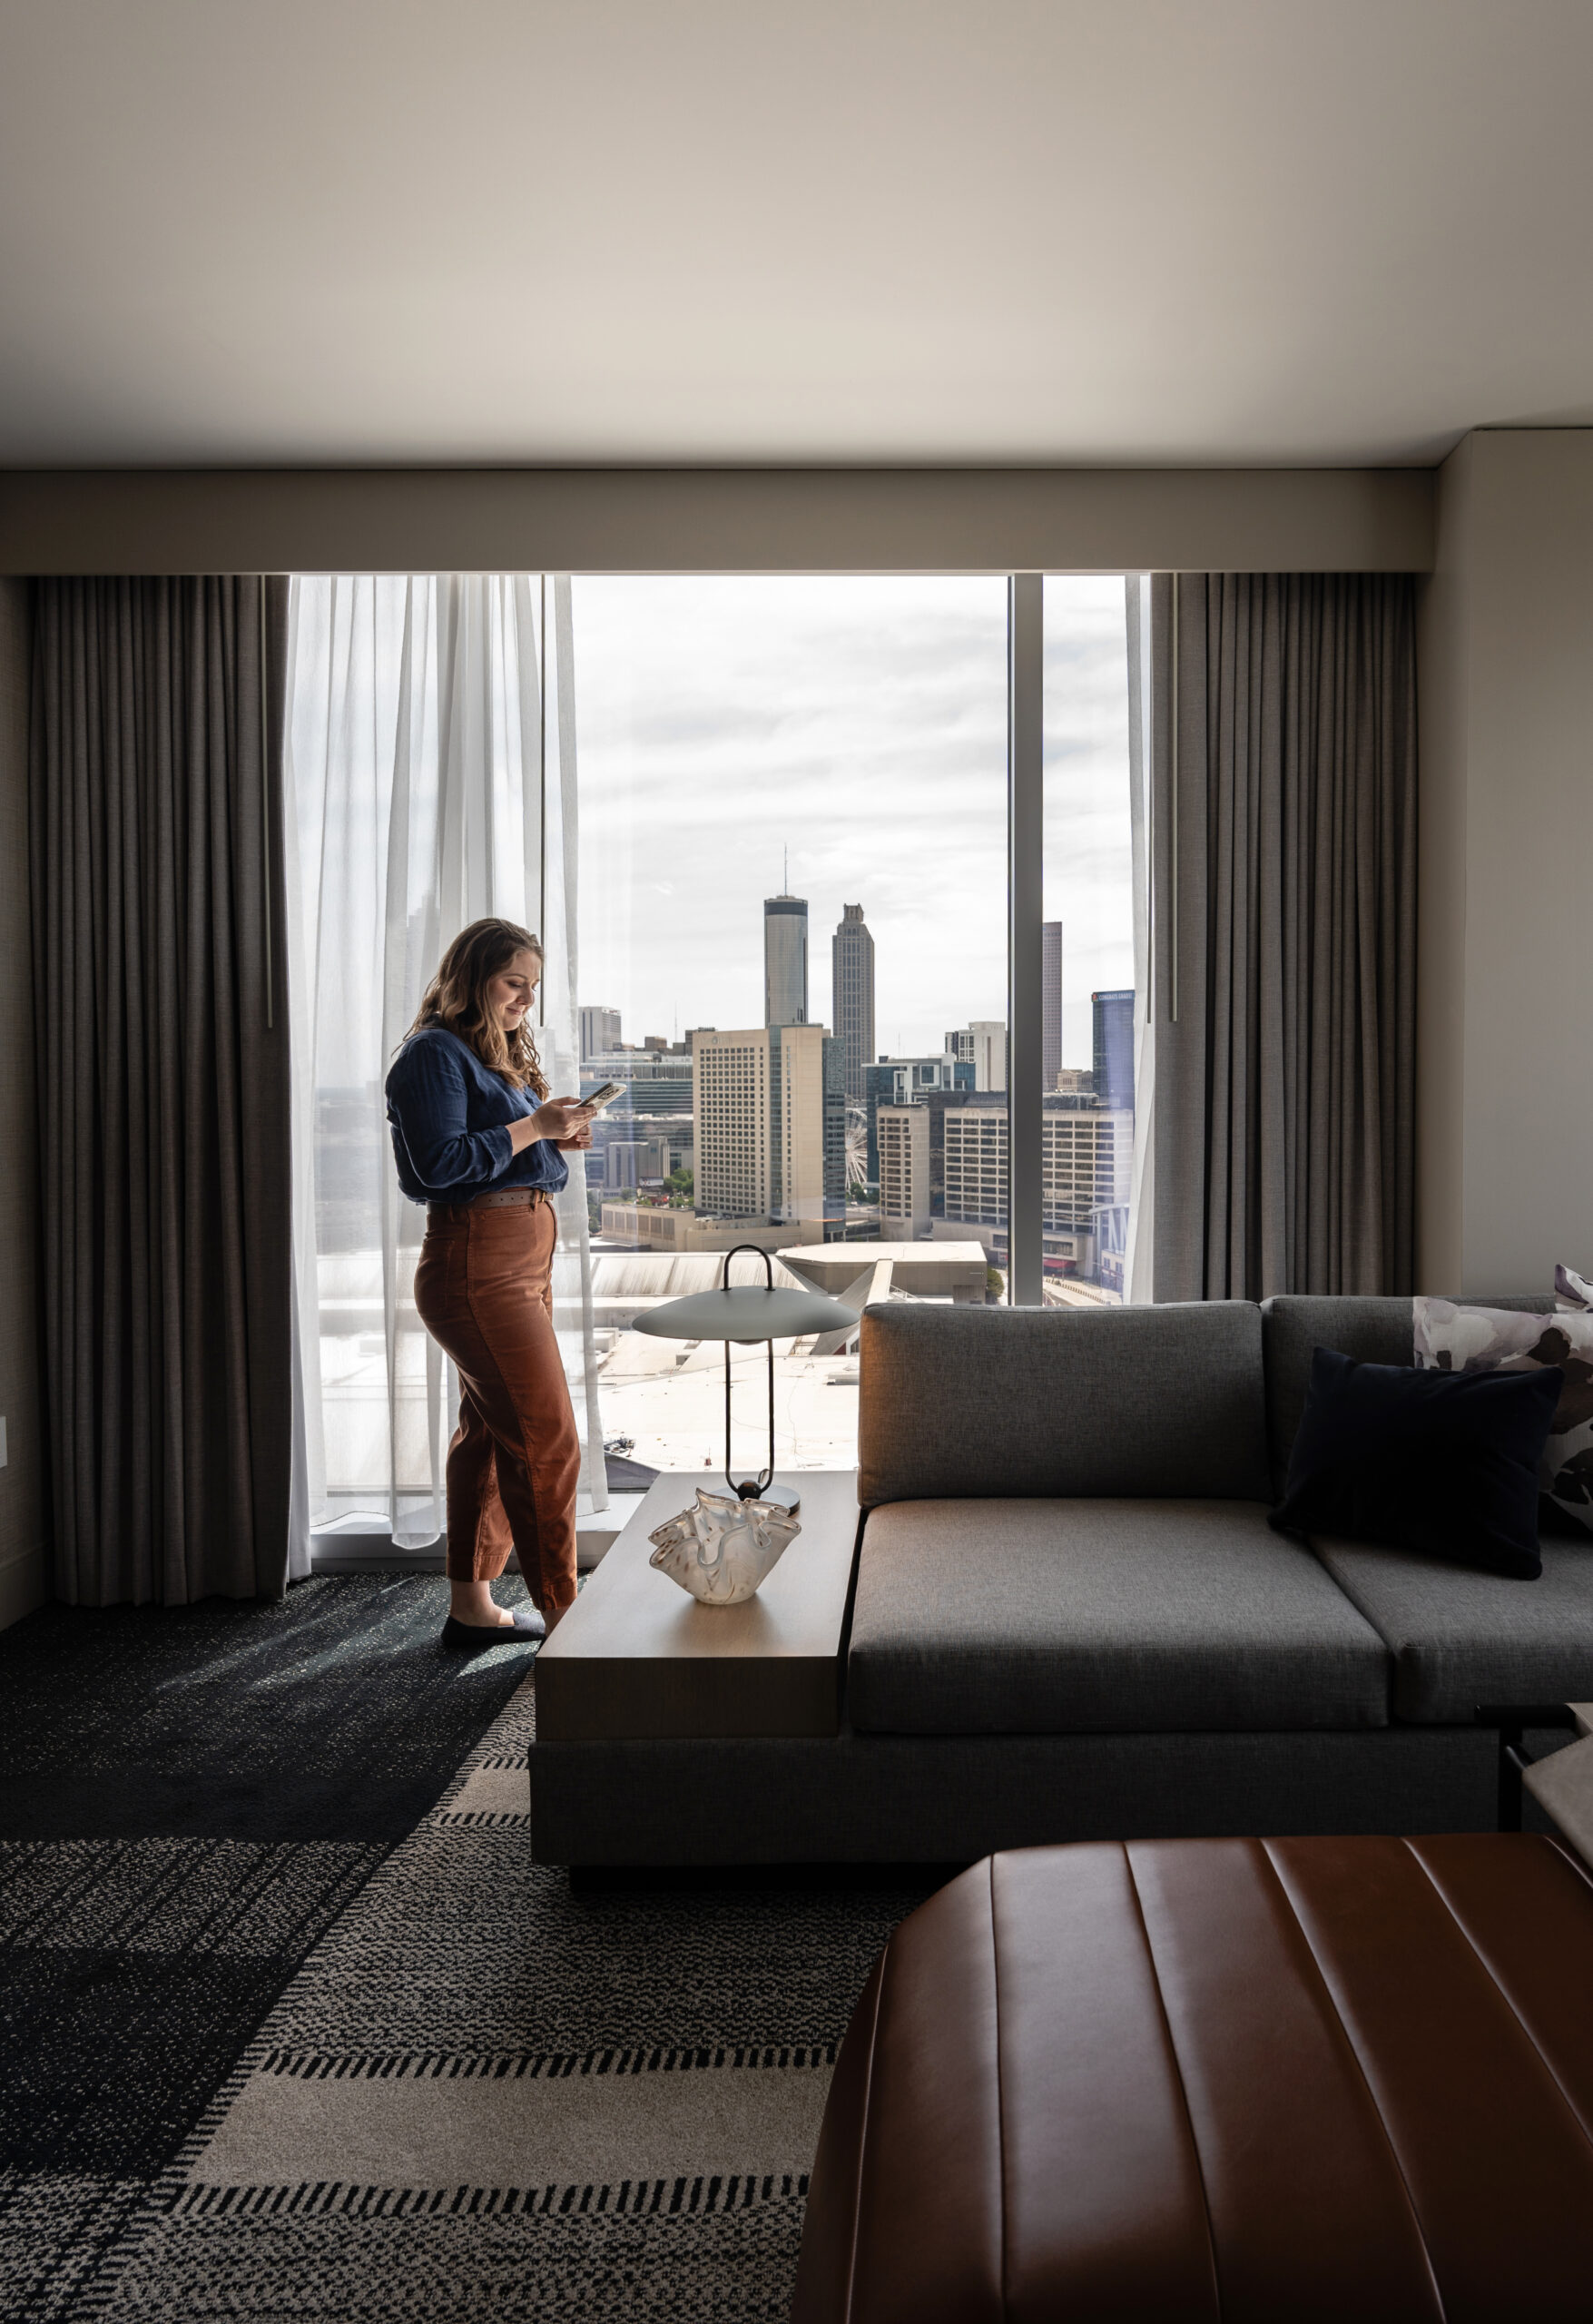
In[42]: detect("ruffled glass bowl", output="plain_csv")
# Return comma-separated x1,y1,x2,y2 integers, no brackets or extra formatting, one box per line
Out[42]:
648,1487,802,1606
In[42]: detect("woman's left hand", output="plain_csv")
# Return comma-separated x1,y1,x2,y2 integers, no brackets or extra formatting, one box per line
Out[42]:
555,1122,594,1150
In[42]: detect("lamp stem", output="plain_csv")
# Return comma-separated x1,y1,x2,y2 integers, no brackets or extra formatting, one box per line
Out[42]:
721,1241,780,1502
764,1335,775,1497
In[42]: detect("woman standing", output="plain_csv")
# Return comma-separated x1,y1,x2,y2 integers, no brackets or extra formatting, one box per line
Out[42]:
386,919,594,1649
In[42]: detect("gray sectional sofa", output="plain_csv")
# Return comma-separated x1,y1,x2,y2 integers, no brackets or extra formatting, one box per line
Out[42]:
533,1292,1593,1867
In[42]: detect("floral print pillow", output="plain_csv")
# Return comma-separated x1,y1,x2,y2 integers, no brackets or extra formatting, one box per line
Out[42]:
1413,1297,1593,1537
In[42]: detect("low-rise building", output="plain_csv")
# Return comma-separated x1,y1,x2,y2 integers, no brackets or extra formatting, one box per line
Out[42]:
779,1240,988,1304
1042,1102,1133,1232
907,1090,1136,1282
598,1202,822,1252
580,1049,693,1117
863,1054,973,1177
588,1116,694,1190
944,1020,1007,1090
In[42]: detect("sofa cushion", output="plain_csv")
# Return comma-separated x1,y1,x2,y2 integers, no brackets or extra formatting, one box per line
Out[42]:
1261,1294,1554,1501
1413,1299,1593,1538
847,1499,1390,1735
1310,1532,1593,1721
1274,1344,1562,1581
858,1303,1270,1507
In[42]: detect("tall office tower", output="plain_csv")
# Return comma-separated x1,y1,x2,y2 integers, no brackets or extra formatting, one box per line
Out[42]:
831,903,875,1101
693,1023,842,1227
1042,921,1064,1090
763,895,808,1027
1092,989,1136,1112
579,1004,622,1060
944,1029,975,1068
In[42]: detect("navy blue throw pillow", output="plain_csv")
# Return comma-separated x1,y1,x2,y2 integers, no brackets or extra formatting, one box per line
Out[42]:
1273,1345,1563,1580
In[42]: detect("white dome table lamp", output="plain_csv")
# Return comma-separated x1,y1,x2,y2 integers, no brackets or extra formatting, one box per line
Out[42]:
630,1244,859,1517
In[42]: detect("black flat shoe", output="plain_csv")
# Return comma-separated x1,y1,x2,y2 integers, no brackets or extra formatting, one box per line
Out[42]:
440,1608,546,1651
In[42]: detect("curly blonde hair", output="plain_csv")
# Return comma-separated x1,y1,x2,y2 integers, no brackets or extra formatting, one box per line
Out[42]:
405,918,549,1096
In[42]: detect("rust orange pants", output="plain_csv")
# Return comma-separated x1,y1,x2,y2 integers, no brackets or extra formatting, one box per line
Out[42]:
412,1194,580,1613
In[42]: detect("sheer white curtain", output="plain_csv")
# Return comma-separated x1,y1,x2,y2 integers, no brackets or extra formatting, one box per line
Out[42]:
283,574,605,1563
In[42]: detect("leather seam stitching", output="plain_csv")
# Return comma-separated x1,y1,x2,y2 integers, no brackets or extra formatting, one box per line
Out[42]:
1401,1836,1593,2154
1123,1842,1224,2323
989,1854,1008,2324
1260,1840,1448,2324
1543,1831,1593,1897
841,1952,883,2324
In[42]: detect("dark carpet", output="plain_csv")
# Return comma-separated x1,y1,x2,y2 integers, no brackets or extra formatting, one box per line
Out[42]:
0,1576,535,1844
2,1579,930,2319
0,1577,543,2319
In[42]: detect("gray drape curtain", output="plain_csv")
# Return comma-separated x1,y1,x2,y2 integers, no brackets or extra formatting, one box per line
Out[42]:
30,576,293,1604
1150,572,1417,1303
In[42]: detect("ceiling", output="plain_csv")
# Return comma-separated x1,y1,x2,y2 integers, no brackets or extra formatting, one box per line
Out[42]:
2,0,1592,469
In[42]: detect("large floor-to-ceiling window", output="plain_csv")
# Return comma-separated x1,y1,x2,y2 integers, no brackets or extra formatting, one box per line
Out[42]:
286,568,1148,1542
569,574,1145,1485
570,576,1009,1484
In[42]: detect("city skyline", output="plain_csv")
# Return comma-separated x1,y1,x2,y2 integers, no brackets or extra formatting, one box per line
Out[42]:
571,575,1135,1061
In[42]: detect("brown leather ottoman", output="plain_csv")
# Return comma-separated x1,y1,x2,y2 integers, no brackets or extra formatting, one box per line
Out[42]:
792,1836,1593,2323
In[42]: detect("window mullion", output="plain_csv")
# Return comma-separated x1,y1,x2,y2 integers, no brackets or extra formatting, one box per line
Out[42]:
1008,572,1044,1305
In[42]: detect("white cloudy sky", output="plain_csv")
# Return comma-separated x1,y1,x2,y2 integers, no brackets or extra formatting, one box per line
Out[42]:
572,575,1136,1066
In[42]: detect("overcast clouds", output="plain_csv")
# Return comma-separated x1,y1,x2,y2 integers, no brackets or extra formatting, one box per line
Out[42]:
572,575,1135,1065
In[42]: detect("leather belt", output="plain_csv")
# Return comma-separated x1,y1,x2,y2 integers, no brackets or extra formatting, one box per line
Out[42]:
428,1187,552,1221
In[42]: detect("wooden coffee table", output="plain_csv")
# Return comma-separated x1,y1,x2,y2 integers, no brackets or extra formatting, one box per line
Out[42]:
534,1471,862,1742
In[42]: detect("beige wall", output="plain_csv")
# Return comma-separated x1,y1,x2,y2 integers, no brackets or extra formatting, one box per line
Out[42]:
0,465,1432,576
0,577,45,1629
1417,430,1593,1294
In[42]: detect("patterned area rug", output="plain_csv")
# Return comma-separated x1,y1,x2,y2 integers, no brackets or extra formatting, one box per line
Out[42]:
1,1581,934,2319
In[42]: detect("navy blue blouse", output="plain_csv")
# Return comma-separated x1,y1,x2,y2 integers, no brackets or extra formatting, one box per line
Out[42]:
385,1026,569,1205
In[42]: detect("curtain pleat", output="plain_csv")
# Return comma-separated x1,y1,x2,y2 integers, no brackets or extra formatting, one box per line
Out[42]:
1151,572,1416,1301
282,575,605,1560
30,576,292,1604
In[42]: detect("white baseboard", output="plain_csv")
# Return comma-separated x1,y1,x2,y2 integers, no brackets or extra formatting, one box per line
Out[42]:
0,1542,47,1632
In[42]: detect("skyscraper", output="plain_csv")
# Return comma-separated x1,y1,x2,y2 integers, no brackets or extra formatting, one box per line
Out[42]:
1092,989,1136,1112
831,903,876,1101
1042,921,1064,1090
763,895,808,1027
